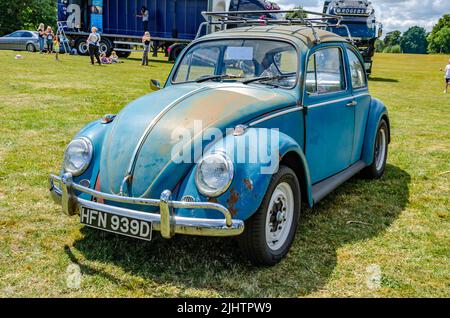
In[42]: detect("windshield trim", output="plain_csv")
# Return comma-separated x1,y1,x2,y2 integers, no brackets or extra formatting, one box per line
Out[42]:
169,37,301,90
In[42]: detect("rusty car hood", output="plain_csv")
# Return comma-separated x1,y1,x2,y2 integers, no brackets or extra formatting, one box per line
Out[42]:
99,82,296,198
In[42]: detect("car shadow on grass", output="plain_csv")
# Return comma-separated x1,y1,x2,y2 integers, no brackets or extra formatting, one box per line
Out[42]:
69,164,410,297
368,77,399,83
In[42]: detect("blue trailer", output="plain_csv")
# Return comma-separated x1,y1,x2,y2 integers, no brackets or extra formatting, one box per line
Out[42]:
57,0,281,59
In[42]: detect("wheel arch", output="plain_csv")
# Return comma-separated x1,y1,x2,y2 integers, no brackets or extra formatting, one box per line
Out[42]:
280,150,314,208
362,97,391,166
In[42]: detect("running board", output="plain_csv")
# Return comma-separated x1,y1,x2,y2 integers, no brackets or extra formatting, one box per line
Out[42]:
312,161,367,204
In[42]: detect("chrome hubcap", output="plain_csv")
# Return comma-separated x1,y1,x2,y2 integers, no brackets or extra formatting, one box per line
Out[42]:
375,128,387,171
265,182,294,251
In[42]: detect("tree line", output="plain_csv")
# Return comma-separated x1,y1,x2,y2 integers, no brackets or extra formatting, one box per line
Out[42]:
376,14,450,54
0,1,448,55
0,0,57,36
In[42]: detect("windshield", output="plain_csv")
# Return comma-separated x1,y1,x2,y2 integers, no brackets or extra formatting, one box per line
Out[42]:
172,39,298,89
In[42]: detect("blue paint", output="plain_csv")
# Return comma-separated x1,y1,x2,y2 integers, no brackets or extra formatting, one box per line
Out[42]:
59,27,390,224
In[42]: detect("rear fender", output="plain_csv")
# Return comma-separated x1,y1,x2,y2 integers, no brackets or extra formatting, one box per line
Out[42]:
362,98,390,165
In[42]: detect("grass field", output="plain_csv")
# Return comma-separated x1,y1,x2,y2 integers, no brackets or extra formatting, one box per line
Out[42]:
0,50,448,298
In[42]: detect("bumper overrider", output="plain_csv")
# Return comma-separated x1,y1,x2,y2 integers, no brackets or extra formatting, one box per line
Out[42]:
49,173,244,239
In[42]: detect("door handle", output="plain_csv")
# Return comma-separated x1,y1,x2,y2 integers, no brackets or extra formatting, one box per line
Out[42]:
346,100,358,107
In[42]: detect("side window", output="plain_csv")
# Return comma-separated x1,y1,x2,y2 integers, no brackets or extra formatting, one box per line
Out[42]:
346,49,367,89
306,47,346,94
21,32,33,38
9,32,23,37
316,48,345,93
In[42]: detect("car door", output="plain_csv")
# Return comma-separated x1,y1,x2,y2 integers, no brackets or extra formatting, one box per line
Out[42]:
345,46,371,164
303,44,355,184
21,32,35,50
9,32,24,50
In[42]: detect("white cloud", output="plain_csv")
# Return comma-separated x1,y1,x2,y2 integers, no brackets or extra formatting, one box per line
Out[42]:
275,0,449,33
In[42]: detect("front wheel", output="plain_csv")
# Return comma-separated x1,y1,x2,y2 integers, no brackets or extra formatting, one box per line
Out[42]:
238,166,301,266
362,119,389,179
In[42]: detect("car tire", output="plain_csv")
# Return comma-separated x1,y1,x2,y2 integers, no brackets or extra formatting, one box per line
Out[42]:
75,38,89,56
362,119,389,179
27,43,36,52
237,165,301,266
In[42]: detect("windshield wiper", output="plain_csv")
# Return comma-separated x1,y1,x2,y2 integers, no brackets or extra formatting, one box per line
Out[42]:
242,74,292,85
195,74,244,83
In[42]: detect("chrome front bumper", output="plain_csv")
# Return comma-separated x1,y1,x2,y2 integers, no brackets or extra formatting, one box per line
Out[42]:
49,173,244,238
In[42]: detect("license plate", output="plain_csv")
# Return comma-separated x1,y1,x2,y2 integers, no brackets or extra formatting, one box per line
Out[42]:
80,207,152,241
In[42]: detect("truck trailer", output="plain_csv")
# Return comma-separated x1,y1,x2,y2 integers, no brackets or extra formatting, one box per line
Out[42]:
57,0,281,60
323,0,382,74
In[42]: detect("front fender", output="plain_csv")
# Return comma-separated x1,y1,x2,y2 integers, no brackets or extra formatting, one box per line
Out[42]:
362,97,390,165
176,129,313,221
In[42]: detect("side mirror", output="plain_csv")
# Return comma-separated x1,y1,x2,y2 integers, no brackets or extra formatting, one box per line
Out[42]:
150,79,161,91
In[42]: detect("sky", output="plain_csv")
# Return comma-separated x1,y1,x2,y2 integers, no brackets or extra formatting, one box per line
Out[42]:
276,0,449,34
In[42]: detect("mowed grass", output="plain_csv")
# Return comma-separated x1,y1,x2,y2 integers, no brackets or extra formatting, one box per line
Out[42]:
0,50,448,298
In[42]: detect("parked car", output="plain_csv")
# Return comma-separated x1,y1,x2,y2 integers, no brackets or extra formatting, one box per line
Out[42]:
49,23,390,266
0,30,40,52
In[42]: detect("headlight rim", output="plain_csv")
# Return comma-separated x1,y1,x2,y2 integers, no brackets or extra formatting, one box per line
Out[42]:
63,136,93,177
195,150,234,198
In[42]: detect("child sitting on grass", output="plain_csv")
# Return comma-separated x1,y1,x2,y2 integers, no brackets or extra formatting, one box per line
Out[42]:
100,53,111,64
110,51,121,64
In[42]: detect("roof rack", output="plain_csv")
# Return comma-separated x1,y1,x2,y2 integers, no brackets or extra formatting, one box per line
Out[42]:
197,9,354,44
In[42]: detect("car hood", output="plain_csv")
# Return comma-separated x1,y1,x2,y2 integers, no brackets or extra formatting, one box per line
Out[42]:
99,82,296,198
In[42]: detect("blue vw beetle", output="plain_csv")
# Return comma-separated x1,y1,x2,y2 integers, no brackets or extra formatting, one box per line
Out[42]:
50,20,390,266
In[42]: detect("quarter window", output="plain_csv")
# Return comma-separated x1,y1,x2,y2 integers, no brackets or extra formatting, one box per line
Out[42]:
347,49,367,89
306,47,346,94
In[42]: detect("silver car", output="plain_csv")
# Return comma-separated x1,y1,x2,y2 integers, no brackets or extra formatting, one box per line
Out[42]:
0,30,40,52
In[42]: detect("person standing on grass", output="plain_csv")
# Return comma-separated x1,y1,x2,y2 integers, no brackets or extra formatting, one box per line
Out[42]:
54,36,61,62
87,27,102,66
37,23,45,53
142,31,151,66
137,6,149,32
441,59,450,93
45,26,54,54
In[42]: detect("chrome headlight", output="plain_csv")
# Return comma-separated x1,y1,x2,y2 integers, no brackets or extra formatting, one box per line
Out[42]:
195,151,234,198
63,137,93,176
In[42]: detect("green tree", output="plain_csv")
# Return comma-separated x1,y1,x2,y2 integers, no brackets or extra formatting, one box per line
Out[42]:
285,6,308,20
384,30,402,47
400,26,428,54
390,45,402,54
428,14,450,53
0,0,56,36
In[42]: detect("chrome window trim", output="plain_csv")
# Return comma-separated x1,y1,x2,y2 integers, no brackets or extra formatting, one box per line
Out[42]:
307,93,369,109
249,105,303,126
304,45,348,96
346,47,368,90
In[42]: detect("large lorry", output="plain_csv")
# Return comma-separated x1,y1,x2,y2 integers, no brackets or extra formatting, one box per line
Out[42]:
57,0,281,60
323,0,382,74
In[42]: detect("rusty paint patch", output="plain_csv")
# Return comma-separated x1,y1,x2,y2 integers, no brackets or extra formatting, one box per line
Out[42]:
226,189,239,216
208,198,219,204
243,178,254,191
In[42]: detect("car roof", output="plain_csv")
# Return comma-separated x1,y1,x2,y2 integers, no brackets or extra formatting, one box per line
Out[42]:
201,25,347,48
